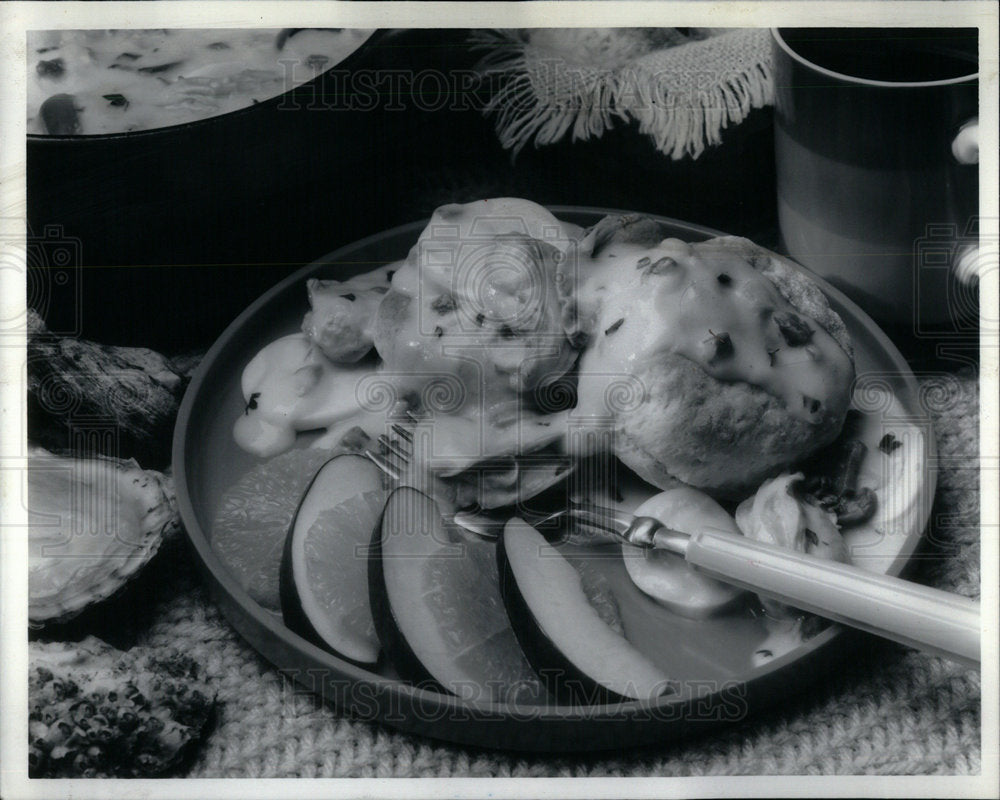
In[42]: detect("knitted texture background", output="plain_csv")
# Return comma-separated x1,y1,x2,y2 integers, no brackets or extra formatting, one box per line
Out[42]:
102,371,980,778
476,28,773,160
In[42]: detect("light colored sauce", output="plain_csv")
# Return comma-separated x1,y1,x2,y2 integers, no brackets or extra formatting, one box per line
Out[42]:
383,198,580,397
234,201,854,483
28,28,371,135
236,200,584,471
362,199,582,467
574,237,854,425
233,334,373,458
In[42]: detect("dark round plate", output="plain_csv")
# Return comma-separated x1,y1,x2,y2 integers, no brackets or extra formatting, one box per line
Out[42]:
173,208,935,752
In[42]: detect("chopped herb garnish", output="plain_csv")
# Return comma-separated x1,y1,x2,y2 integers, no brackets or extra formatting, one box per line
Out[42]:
648,256,677,275
116,52,142,61
878,433,902,454
36,58,65,78
704,329,733,361
836,441,867,495
717,273,732,285
138,61,183,74
433,326,444,338
604,318,625,336
774,311,813,346
767,347,781,366
205,42,231,50
755,649,773,658
636,254,677,277
244,392,261,415
103,94,129,108
498,325,516,339
340,293,356,302
475,312,485,327
430,293,456,314
804,528,819,548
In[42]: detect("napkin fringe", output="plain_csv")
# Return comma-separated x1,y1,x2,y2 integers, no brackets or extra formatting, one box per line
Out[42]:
476,32,628,155
474,29,773,160
630,58,773,159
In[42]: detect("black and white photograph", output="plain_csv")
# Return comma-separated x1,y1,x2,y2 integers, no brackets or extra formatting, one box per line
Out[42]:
1,1,997,796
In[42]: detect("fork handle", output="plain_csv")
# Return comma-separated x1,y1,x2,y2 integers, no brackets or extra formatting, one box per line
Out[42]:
681,529,980,668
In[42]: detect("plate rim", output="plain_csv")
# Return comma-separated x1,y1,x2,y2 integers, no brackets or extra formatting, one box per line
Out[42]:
173,206,936,749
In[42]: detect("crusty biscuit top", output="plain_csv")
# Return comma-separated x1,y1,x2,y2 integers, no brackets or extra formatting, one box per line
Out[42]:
567,217,855,428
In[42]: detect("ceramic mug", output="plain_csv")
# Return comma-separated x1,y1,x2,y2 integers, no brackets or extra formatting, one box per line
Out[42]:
772,28,979,329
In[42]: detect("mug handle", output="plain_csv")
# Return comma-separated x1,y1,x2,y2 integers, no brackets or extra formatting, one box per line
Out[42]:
951,117,979,165
950,118,980,285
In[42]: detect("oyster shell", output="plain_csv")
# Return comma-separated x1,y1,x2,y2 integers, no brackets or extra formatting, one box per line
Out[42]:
28,446,179,625
29,636,214,777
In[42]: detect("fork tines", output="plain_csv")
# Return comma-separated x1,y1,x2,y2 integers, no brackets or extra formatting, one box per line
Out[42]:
366,425,416,482
364,449,399,480
390,424,413,444
377,433,408,463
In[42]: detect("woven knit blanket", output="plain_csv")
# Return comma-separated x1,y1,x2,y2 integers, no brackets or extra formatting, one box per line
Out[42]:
55,370,978,778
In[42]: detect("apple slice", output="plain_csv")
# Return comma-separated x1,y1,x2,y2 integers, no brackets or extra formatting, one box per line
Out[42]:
280,454,386,668
498,519,673,705
622,488,747,618
369,487,544,704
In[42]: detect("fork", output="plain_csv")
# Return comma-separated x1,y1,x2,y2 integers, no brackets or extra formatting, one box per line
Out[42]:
365,424,981,667
364,422,415,483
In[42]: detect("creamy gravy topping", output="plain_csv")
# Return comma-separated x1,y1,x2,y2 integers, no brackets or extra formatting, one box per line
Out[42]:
233,334,373,458
234,202,853,464
574,238,854,424
28,28,371,135
389,198,578,313
375,198,580,418
235,202,583,462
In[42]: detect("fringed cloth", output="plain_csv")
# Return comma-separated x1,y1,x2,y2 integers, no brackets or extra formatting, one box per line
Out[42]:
474,28,773,160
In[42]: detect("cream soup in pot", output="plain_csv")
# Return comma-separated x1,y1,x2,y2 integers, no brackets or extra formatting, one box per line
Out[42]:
27,28,372,135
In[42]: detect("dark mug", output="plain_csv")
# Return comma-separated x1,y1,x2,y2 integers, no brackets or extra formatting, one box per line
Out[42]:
772,28,979,329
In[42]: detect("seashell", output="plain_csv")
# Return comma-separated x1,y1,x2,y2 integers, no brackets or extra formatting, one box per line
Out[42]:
28,446,179,625
29,636,214,777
